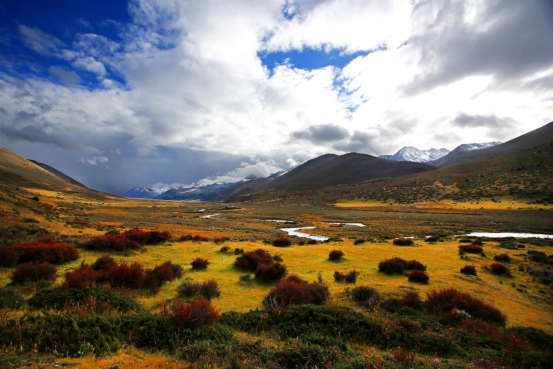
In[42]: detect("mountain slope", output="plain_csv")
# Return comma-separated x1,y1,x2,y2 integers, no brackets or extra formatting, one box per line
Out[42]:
428,141,501,167
329,122,553,205
262,152,435,191
28,159,87,188
0,147,111,200
431,122,553,167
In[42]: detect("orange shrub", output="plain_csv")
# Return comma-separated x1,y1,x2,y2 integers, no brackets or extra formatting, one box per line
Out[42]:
10,237,79,264
172,298,220,329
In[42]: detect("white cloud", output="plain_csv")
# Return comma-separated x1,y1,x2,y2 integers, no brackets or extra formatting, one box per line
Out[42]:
3,0,553,193
18,25,65,54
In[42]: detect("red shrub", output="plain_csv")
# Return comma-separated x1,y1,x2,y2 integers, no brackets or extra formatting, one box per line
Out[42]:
494,254,511,262
172,298,220,329
255,262,287,282
307,240,318,245
11,262,57,284
393,238,414,246
397,291,422,309
263,275,329,309
0,245,17,267
460,265,477,275
378,257,407,274
273,237,292,247
179,234,193,241
142,263,175,291
192,235,210,242
122,229,150,245
298,240,306,246
214,237,230,244
424,236,438,242
10,238,80,264
220,246,230,252
344,270,360,283
64,266,96,289
146,231,172,245
190,257,210,270
353,239,366,245
490,263,510,276
408,271,429,284
406,260,426,271
164,262,184,278
458,244,483,254
91,255,116,271
97,262,145,289
425,289,506,325
472,239,483,246
200,280,221,300
123,229,172,245
83,234,141,252
235,249,273,271
335,270,359,283
328,250,344,261
334,271,345,282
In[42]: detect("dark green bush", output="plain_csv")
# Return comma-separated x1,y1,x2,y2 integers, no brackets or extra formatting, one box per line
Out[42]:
0,288,25,309
0,313,233,357
28,287,142,313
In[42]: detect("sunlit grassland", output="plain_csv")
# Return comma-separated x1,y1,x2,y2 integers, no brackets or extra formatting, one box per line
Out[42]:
3,236,550,331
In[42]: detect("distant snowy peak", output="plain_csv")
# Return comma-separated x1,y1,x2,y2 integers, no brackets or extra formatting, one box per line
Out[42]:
123,186,168,199
456,141,502,152
380,147,450,163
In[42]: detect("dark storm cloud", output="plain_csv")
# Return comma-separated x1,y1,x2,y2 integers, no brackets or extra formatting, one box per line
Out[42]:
406,0,553,94
291,124,350,143
3,125,99,154
453,113,515,129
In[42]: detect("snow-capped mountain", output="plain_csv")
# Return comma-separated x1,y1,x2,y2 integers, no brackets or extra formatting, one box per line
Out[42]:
122,186,168,199
380,147,450,163
454,141,502,152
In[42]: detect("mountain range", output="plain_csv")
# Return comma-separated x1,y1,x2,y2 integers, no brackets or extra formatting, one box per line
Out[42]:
379,141,501,163
3,122,548,204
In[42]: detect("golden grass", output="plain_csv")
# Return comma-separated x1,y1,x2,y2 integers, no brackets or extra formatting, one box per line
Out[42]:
12,237,550,332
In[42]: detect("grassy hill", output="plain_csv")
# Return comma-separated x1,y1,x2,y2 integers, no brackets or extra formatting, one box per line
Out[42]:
332,127,553,206
261,152,434,192
28,159,87,188
431,121,553,167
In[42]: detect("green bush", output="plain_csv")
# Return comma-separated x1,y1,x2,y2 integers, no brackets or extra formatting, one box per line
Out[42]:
0,313,233,357
28,287,142,313
0,288,25,309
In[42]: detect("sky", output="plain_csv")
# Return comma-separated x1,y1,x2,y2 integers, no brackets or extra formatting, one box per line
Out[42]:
1,0,552,195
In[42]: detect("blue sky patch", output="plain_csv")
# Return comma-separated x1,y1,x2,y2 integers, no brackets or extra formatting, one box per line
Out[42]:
259,47,371,72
